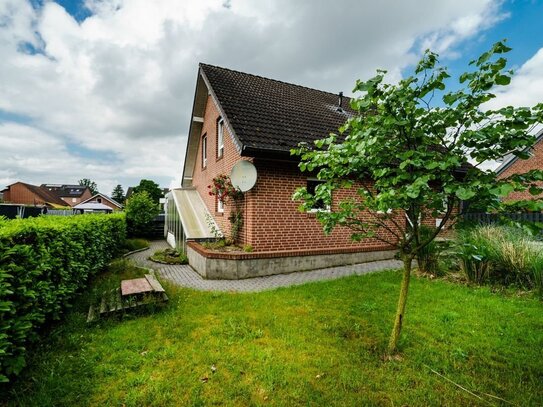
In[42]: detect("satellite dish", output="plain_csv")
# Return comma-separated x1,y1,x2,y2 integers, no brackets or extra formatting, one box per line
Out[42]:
230,160,257,192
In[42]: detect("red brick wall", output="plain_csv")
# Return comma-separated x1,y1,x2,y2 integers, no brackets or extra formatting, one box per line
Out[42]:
498,139,543,201
2,183,45,206
248,159,400,251
190,94,401,252
60,189,93,207
191,95,248,242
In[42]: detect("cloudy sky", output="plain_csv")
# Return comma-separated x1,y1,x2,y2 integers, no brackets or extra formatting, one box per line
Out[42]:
1,0,542,195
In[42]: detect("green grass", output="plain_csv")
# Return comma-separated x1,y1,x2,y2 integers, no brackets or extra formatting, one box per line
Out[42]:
3,269,543,406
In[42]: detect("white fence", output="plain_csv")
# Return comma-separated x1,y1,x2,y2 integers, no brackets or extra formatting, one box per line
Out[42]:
45,209,75,216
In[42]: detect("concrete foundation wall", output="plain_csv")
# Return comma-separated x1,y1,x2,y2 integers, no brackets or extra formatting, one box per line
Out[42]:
187,245,396,280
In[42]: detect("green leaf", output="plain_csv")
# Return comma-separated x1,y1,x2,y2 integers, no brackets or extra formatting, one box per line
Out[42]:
455,187,476,200
495,75,511,86
529,185,543,196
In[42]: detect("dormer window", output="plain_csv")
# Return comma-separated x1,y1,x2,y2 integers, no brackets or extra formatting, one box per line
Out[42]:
202,134,207,168
217,118,224,158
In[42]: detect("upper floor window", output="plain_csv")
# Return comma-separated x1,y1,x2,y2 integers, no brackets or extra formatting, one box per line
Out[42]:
217,118,224,159
202,134,207,168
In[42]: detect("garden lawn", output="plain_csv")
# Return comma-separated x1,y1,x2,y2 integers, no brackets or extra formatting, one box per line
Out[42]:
3,268,543,406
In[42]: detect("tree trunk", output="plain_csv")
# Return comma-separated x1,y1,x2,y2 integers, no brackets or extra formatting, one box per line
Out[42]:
388,255,413,354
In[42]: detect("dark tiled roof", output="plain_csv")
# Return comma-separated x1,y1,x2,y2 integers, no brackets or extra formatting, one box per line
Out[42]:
40,184,89,198
200,64,354,156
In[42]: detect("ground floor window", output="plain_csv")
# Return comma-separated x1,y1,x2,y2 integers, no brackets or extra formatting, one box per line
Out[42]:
307,179,330,211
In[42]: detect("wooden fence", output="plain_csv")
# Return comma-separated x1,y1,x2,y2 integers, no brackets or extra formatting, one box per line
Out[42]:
463,212,543,225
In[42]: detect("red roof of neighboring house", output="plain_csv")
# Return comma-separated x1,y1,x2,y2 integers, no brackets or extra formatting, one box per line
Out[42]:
2,182,67,206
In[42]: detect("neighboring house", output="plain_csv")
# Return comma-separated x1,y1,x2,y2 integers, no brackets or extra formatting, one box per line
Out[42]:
1,182,67,208
175,63,393,255
73,202,114,214
41,184,93,207
496,129,543,201
79,193,123,211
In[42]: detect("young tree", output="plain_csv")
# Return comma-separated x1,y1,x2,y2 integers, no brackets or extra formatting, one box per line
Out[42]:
111,184,125,203
293,41,543,354
125,191,160,237
78,178,98,195
132,179,162,203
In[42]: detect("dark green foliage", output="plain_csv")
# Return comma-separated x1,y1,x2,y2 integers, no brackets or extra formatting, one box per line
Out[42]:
78,178,99,195
0,213,126,381
124,191,160,237
132,179,162,203
111,184,125,203
415,226,441,275
122,238,149,253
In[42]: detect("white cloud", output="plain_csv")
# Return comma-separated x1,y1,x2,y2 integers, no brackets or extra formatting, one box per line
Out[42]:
0,0,508,191
486,47,543,109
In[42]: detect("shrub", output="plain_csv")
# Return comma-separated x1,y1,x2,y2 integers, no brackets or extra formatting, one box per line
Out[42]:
125,191,160,237
0,213,126,382
123,238,150,253
456,225,543,294
416,226,440,275
455,226,497,284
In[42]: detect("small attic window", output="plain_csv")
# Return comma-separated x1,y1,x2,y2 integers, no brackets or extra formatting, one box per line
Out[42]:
202,134,208,168
217,118,224,159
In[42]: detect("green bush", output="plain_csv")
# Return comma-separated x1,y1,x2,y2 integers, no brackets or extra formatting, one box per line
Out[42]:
125,191,159,237
416,226,441,275
123,238,150,253
0,213,126,382
456,226,496,284
456,225,543,295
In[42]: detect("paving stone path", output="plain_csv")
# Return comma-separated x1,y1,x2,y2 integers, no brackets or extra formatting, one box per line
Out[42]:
128,240,403,292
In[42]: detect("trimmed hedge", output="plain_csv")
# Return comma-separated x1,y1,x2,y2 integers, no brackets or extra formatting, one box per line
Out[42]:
0,213,126,382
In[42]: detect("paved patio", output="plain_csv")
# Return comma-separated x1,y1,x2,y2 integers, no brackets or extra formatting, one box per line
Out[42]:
128,240,403,292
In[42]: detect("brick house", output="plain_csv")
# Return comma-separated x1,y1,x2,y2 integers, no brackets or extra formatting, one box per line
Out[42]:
40,184,93,207
164,64,412,279
1,182,68,207
78,193,123,211
496,129,543,201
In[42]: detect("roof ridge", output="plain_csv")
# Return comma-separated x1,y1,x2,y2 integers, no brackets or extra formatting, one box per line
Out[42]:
199,63,351,100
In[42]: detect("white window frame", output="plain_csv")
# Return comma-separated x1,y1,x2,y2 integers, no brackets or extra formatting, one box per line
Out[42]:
202,135,207,168
217,196,224,213
307,178,331,213
217,118,224,158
